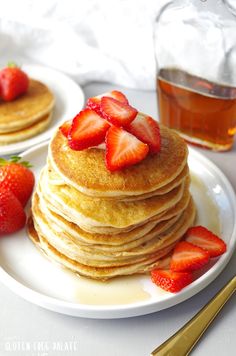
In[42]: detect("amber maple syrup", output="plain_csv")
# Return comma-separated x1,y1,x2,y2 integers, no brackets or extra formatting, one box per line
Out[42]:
157,68,236,151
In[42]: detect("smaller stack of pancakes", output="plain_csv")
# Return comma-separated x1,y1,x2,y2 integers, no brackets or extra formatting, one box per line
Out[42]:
0,79,54,144
28,124,196,280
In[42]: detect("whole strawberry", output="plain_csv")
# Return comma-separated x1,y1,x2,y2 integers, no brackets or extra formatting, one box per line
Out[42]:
0,188,26,235
0,62,29,101
0,156,34,207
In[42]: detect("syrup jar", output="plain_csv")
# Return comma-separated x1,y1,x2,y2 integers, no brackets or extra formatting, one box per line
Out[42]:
154,0,236,151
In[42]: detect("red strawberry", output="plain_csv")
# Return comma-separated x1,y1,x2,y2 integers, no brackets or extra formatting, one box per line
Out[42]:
101,97,138,126
170,241,210,272
68,108,110,150
59,120,72,138
151,269,193,293
0,188,26,235
105,126,149,171
86,90,128,115
0,156,35,207
126,113,161,154
0,63,29,102
185,226,227,258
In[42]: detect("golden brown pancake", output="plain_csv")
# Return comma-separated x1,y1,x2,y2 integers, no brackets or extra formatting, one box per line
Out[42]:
28,198,196,279
49,125,188,197
33,185,191,246
32,191,185,253
0,79,55,133
38,167,186,229
47,160,189,201
0,112,52,144
28,120,196,280
28,219,177,280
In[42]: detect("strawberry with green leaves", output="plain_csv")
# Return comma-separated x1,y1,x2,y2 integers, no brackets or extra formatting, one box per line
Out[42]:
0,62,29,102
0,156,34,207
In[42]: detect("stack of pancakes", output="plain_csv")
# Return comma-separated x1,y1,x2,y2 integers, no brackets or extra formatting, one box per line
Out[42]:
28,125,196,280
0,79,54,144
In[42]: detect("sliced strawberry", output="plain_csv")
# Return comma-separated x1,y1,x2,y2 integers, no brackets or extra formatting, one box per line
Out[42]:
151,269,193,293
126,113,161,154
86,91,128,115
68,109,110,150
170,241,210,272
101,97,138,127
185,226,227,258
105,126,149,171
110,91,129,103
59,120,72,138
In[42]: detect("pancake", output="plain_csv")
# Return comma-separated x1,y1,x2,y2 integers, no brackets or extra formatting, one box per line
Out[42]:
0,79,55,133
0,112,52,144
38,167,186,229
47,160,189,201
38,186,190,235
49,125,188,197
28,198,196,278
28,219,177,280
32,216,179,267
32,191,184,253
32,197,194,259
34,191,159,244
34,184,191,245
28,114,196,280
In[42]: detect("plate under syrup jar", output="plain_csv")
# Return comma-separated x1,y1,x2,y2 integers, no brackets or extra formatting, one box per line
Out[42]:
154,0,236,151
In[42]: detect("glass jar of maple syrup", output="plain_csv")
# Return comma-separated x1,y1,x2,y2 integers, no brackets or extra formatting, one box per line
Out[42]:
154,0,236,151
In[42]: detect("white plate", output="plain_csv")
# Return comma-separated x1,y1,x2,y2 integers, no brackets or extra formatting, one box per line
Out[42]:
0,143,235,319
0,64,84,155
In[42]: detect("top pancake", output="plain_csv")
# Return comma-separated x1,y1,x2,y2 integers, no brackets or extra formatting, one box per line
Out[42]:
49,125,188,197
0,79,55,133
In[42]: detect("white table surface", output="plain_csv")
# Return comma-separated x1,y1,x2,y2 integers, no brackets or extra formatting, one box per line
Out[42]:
0,82,235,356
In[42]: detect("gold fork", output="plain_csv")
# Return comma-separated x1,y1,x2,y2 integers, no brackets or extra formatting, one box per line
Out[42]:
151,275,236,356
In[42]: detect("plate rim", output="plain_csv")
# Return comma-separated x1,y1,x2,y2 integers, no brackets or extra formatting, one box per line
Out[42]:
0,64,85,155
0,142,235,319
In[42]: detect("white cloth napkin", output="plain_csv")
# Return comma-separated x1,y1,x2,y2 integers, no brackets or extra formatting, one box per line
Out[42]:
0,0,167,90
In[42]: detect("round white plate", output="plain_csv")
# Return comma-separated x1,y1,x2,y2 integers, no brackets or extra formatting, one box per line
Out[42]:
0,143,235,319
0,64,84,155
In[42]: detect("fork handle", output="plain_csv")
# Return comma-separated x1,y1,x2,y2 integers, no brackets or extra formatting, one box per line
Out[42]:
151,276,236,356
